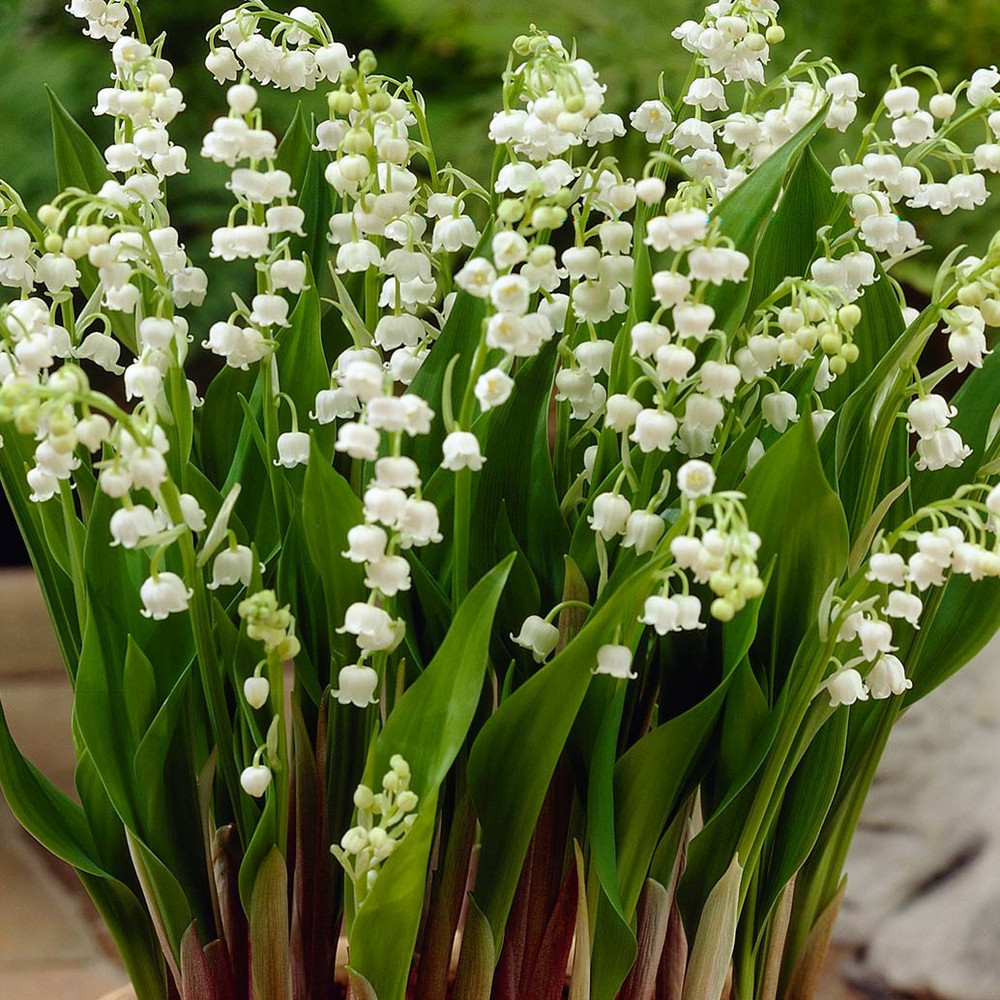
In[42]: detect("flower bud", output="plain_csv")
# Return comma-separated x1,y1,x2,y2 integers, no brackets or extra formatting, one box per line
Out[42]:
243,676,271,709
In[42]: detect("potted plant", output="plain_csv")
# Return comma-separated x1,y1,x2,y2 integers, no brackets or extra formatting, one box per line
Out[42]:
1,1,999,998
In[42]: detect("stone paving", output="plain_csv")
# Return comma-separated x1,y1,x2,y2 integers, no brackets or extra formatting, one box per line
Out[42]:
0,568,862,1000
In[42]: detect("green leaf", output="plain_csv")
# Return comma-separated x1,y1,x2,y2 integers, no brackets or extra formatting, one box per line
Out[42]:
239,787,278,913
291,123,333,275
757,707,847,934
741,417,849,690
708,108,828,328
199,365,258,487
587,685,637,1000
301,440,367,665
275,103,313,195
133,668,191,833
614,576,769,924
468,554,667,948
276,262,334,461
123,637,158,747
906,573,1000,702
46,84,110,193
681,855,743,1000
250,847,293,1000
349,555,514,1000
405,224,493,475
0,702,167,1000
472,339,570,603
0,698,103,872
0,425,81,670
79,871,169,1000
743,148,837,321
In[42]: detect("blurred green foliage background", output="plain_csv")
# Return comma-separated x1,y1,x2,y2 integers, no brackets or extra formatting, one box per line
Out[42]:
1,0,999,297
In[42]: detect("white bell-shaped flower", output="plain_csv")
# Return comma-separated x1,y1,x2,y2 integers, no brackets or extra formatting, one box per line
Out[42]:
475,369,514,411
109,504,159,549
631,409,678,453
762,392,799,433
674,594,705,630
441,431,486,472
678,459,716,499
343,525,388,564
364,555,412,597
140,572,193,620
243,676,270,709
337,603,400,652
622,510,665,555
373,457,421,490
208,545,255,590
336,422,380,461
914,428,972,471
867,654,912,699
640,595,681,635
240,765,273,798
595,644,637,679
396,498,442,547
866,552,908,587
511,615,560,663
884,590,922,627
605,394,643,433
275,431,310,468
826,668,869,707
589,493,632,540
857,618,897,661
332,663,380,708
906,394,956,439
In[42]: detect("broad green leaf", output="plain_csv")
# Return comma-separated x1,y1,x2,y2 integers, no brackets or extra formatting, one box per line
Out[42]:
405,224,493,475
709,108,828,328
133,668,191,834
276,262,334,461
0,698,103,872
275,102,313,195
741,417,849,691
349,556,514,1000
757,707,847,936
123,637,158,747
47,84,109,193
291,124,333,276
198,364,258,487
677,688,788,935
468,554,667,947
239,787,278,913
712,658,770,809
250,847,293,1000
614,576,768,923
0,425,81,670
472,339,569,603
681,855,743,1000
744,147,836,324
128,832,195,964
906,573,1000,702
0,702,168,999
79,871,169,1000
301,440,367,666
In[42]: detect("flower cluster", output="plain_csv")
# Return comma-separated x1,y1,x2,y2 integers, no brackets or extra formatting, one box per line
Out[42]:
488,31,621,161
332,756,419,900
205,5,352,93
825,487,1000,707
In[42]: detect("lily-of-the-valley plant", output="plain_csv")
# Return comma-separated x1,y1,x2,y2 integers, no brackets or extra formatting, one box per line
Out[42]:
1,1,999,999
